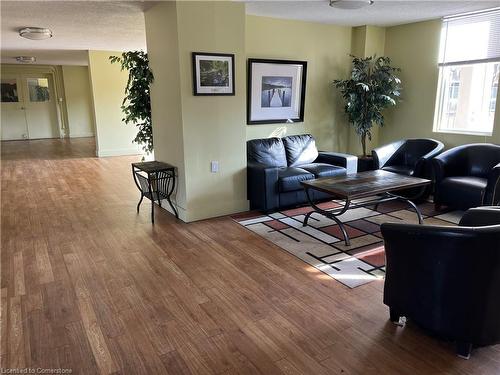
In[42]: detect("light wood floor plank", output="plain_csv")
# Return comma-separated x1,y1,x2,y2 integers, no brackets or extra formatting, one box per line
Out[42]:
1,138,499,374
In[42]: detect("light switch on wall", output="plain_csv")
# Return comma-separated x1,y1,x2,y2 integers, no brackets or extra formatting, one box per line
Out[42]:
211,161,219,173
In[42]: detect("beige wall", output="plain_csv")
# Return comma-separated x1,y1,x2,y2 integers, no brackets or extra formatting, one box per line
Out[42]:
145,2,187,217
348,26,386,155
145,1,247,222
61,66,94,138
87,50,140,157
246,15,352,152
382,20,500,147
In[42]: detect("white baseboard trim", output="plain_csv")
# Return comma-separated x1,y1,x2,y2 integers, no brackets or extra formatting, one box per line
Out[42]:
69,133,95,138
97,148,141,157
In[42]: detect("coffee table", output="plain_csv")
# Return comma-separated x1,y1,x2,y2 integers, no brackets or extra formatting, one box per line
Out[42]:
301,170,431,246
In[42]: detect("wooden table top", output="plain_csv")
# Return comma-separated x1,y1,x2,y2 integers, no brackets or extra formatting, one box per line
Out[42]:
301,170,431,199
132,161,175,173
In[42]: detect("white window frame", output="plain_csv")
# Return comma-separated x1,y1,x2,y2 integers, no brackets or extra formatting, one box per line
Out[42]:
433,8,500,137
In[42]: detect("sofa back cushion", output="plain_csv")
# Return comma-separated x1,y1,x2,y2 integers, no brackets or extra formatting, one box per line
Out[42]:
283,134,319,167
247,137,287,167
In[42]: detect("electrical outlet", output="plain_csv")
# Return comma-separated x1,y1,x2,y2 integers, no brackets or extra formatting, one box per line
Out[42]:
211,161,219,173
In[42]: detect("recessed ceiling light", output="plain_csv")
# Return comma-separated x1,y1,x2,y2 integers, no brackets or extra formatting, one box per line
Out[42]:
329,0,374,9
19,27,53,40
15,56,36,63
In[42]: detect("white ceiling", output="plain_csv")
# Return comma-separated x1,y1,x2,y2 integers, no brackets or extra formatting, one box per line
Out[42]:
1,1,499,66
245,0,500,27
1,1,149,65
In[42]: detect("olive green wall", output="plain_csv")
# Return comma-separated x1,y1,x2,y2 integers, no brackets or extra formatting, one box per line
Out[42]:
382,20,500,147
145,2,188,217
348,26,386,155
245,15,352,152
145,2,500,222
88,50,140,157
62,66,95,138
145,1,247,222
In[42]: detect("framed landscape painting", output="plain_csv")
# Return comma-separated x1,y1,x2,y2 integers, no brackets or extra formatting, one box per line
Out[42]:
192,52,235,96
247,58,307,125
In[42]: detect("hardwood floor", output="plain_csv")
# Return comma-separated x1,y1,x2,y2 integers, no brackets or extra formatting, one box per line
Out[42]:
1,138,499,374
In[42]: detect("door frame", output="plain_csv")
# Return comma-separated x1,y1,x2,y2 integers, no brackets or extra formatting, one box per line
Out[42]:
1,64,68,138
22,73,59,139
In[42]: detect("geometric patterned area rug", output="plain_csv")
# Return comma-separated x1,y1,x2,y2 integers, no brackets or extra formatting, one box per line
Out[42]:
233,197,463,288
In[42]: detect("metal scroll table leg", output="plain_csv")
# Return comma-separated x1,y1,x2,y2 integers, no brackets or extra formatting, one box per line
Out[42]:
387,191,425,225
148,179,155,224
166,173,179,219
400,196,424,224
132,166,144,213
137,194,144,212
303,188,352,246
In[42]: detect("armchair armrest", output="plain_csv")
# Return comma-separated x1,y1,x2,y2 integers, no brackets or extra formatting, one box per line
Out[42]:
484,163,500,206
316,152,358,174
247,162,280,211
413,141,444,178
459,206,500,227
372,140,405,169
431,147,467,183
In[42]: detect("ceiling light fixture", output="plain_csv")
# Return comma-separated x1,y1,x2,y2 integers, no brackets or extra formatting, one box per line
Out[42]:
15,56,36,63
329,0,374,9
19,27,53,40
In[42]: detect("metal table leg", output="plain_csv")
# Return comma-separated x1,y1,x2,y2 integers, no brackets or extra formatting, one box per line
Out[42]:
303,188,352,246
302,189,426,246
166,172,179,219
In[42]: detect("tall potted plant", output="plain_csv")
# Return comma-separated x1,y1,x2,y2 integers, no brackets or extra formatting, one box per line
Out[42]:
334,55,401,157
110,51,154,154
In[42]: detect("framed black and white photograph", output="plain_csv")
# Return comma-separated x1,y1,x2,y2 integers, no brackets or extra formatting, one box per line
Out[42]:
192,52,235,96
247,58,307,125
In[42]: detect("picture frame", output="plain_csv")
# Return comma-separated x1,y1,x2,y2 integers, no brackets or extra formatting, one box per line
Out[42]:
192,52,235,96
247,58,307,125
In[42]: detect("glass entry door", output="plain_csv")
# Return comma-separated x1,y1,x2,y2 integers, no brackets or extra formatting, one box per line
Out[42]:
1,75,28,140
1,73,59,140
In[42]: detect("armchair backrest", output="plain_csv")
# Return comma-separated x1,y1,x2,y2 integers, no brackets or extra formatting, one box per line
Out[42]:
437,143,500,178
402,139,443,167
247,137,288,167
374,139,443,172
464,144,500,178
387,139,442,167
282,134,319,167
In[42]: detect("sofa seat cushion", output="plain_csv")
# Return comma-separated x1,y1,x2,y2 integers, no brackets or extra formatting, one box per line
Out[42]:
299,163,346,178
439,176,488,207
382,165,415,176
278,167,315,192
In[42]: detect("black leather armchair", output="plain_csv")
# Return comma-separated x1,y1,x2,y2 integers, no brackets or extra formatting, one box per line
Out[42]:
433,143,500,210
372,138,444,177
381,206,500,359
247,134,357,211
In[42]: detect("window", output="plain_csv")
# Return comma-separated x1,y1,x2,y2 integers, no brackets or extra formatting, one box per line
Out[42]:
27,78,50,102
1,79,19,102
491,66,499,112
434,8,500,136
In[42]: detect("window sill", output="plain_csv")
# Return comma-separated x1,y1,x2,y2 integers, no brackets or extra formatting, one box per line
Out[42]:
433,129,493,137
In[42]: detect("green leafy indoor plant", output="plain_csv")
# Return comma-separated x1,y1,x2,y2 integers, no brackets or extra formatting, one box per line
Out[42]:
110,51,154,154
334,55,401,157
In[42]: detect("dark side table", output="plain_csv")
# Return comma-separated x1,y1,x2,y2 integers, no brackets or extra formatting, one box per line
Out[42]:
131,161,179,223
